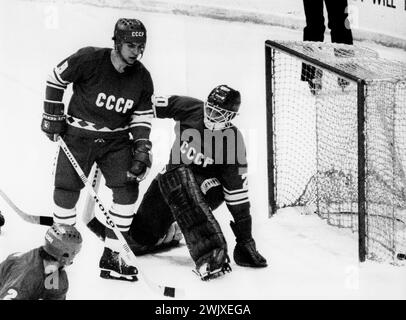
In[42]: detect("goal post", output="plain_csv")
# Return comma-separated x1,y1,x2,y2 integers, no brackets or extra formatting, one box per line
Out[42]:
265,40,406,263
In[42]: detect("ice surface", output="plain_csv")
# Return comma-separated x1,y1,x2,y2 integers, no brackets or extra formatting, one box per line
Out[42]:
0,0,405,299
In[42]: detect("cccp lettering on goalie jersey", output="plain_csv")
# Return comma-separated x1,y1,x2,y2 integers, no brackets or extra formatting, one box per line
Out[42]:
47,46,154,139
153,95,250,209
0,248,68,300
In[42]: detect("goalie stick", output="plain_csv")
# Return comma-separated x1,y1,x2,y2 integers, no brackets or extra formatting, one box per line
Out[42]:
57,136,185,298
0,164,102,228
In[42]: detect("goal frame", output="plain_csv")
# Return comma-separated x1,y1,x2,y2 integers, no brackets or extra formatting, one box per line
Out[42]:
265,40,367,262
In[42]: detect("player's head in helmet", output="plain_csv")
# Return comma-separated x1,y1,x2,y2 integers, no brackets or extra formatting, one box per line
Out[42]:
204,85,241,131
43,224,82,267
112,18,147,65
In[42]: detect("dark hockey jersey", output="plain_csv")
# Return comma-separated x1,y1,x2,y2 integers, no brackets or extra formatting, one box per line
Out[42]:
46,47,154,139
153,95,250,214
0,248,68,300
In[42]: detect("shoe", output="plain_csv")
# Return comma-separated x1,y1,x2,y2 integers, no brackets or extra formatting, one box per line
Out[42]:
99,247,138,281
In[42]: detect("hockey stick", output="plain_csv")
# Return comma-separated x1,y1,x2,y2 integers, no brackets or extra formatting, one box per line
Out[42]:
0,188,53,226
82,164,102,224
81,164,107,241
0,165,102,227
57,137,184,298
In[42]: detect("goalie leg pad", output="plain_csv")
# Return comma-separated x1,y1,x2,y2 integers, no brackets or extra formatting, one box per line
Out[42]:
158,166,229,272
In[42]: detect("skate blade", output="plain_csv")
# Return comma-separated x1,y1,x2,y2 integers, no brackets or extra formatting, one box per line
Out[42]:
193,263,232,281
100,269,138,282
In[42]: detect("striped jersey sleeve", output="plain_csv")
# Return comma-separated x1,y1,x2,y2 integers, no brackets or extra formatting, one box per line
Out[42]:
45,47,98,106
219,127,250,216
222,165,249,207
130,69,154,140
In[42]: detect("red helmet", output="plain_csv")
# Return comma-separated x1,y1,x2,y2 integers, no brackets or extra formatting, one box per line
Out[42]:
44,224,82,266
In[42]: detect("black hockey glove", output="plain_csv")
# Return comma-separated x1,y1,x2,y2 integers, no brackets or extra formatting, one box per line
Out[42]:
41,113,67,142
127,139,152,183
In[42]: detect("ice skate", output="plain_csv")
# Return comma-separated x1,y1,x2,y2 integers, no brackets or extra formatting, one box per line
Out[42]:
99,247,138,282
230,218,267,268
233,238,267,268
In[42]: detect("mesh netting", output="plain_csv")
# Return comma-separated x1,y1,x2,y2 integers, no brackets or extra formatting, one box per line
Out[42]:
277,41,406,81
269,41,406,263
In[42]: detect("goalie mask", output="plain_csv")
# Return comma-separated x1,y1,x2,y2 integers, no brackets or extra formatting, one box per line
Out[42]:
204,85,241,131
113,18,147,59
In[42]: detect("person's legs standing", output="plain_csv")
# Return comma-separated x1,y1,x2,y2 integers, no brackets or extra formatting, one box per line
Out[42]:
324,0,353,45
325,0,353,89
302,0,325,94
96,137,139,281
303,0,325,42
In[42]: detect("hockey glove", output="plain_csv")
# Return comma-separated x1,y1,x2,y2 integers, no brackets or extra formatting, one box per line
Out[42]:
41,113,67,142
41,101,66,142
127,139,152,183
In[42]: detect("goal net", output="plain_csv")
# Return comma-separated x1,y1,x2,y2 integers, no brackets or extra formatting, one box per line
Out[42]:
265,40,406,264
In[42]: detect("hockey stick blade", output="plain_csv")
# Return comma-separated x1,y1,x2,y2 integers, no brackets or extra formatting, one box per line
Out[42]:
0,166,101,228
58,137,185,298
0,188,53,226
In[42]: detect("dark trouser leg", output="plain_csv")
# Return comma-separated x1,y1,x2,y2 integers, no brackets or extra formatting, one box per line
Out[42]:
53,134,94,225
303,0,325,42
324,0,353,89
302,0,325,85
324,0,353,44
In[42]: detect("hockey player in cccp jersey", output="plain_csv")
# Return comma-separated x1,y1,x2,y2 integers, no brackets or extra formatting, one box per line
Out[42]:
40,18,154,282
0,224,82,300
126,85,268,280
85,85,267,279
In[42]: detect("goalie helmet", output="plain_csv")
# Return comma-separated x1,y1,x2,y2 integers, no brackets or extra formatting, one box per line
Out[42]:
113,18,147,52
204,85,241,131
44,224,82,266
